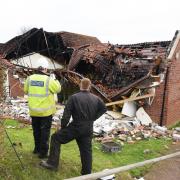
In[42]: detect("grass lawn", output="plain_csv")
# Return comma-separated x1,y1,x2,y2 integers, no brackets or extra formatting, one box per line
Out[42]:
0,119,172,180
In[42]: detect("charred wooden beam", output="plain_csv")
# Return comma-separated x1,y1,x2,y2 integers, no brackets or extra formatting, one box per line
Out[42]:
60,70,111,102
110,72,151,101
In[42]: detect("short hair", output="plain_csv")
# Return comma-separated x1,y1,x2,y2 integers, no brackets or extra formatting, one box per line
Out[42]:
80,78,91,90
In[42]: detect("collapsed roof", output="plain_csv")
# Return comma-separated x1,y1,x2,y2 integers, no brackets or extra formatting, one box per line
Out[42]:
0,28,172,102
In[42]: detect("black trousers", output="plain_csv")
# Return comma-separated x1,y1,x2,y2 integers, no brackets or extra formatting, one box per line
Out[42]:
31,115,52,156
47,125,92,175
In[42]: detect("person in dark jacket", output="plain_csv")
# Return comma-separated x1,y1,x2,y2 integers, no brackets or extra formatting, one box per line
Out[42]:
40,78,107,174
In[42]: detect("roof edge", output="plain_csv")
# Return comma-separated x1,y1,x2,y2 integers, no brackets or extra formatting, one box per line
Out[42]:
167,30,180,59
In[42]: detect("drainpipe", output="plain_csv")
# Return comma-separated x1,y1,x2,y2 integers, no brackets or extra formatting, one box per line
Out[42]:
160,67,169,126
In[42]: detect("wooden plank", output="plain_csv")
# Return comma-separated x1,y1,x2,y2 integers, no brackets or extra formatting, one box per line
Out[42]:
105,93,154,107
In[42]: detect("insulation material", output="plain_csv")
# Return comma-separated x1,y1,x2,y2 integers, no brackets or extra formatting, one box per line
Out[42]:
122,101,137,117
136,107,152,126
13,53,63,69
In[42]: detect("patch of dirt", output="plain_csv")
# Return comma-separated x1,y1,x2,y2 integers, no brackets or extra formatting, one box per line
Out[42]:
144,142,180,180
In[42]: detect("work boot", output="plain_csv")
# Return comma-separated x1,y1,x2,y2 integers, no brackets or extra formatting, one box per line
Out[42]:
39,160,57,171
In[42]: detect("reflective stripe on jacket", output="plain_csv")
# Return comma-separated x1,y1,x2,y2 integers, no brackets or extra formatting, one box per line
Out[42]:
24,74,61,117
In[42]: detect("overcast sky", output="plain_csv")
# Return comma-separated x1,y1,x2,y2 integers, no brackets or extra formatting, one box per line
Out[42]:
0,0,179,44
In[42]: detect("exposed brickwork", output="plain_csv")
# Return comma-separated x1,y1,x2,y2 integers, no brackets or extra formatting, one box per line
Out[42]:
8,71,24,98
164,40,180,125
145,38,180,126
144,82,165,124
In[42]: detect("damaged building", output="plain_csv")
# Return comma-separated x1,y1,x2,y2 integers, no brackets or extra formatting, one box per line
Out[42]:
0,28,180,126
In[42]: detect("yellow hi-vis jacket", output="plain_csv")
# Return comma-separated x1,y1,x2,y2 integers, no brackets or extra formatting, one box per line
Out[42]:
24,74,61,117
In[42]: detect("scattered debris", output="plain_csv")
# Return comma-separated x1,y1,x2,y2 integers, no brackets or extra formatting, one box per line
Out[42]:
98,169,115,180
101,142,121,153
172,134,180,141
2,97,180,147
136,107,152,126
174,127,180,132
143,149,152,154
21,99,180,145
134,177,144,180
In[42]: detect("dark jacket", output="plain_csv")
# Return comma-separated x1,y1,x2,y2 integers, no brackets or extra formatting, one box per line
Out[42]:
61,91,107,132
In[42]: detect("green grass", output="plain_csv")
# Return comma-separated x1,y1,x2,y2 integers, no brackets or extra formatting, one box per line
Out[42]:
169,120,180,129
0,119,172,180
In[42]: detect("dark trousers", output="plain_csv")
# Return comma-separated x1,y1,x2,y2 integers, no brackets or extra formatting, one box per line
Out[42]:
47,126,92,175
31,116,52,156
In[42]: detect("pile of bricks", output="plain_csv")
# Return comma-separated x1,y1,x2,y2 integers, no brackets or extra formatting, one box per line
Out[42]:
94,124,172,145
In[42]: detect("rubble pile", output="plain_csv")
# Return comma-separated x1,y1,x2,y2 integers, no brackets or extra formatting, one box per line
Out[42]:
10,99,30,121
172,127,180,142
93,110,179,145
1,97,179,146
0,98,30,122
1,28,179,147
0,98,65,126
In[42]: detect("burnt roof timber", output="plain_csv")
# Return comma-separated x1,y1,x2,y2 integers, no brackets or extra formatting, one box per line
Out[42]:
3,28,66,60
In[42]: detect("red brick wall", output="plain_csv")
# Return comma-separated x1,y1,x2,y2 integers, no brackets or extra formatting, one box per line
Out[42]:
8,71,24,98
165,40,180,126
144,82,165,124
145,39,180,126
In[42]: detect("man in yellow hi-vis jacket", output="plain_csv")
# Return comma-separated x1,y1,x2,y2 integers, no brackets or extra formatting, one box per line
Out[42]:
24,66,61,158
